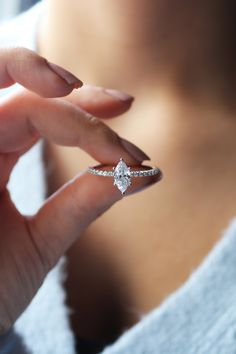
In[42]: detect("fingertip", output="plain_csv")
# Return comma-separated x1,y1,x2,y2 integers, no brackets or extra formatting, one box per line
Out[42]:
36,60,83,98
2,48,84,98
46,61,83,87
64,85,134,119
103,88,134,103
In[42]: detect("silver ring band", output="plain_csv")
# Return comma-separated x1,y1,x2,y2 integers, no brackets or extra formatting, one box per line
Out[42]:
87,158,161,194
88,167,160,177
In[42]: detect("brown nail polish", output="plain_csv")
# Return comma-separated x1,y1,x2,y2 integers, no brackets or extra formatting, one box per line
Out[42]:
104,89,134,102
47,61,83,87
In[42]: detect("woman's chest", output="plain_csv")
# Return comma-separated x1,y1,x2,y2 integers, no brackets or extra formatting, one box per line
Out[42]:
63,177,235,343
44,140,236,342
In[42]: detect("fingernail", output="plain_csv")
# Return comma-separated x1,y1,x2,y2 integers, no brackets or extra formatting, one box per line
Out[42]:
47,61,83,87
104,88,134,102
119,137,150,162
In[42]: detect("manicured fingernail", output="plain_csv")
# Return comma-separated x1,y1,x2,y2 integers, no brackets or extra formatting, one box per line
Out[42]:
47,62,83,87
104,88,134,102
119,137,150,162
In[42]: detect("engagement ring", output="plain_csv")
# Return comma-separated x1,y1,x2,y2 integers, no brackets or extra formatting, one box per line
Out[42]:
88,158,160,194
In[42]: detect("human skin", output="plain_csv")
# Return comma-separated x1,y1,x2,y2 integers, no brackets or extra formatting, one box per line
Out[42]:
38,0,236,342
0,48,160,334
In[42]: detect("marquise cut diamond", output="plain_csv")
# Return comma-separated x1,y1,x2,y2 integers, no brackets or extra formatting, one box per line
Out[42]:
88,157,160,195
114,158,131,194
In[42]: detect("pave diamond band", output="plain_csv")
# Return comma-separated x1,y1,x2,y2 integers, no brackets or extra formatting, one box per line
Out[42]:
88,158,160,194
88,168,160,177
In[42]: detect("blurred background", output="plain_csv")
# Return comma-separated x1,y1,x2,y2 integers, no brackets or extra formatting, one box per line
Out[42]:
0,0,39,22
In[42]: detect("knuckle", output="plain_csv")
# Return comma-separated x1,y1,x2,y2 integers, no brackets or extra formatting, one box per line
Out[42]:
24,217,53,274
102,123,120,144
74,108,120,148
10,47,34,68
10,47,39,62
84,112,101,126
7,46,27,59
87,115,118,142
6,47,46,76
68,180,107,225
69,183,90,218
83,112,113,140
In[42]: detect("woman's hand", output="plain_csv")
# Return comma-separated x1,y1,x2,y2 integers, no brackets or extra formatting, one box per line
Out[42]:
0,48,161,334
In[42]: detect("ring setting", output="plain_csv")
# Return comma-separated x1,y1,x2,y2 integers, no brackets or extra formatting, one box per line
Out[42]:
88,158,160,194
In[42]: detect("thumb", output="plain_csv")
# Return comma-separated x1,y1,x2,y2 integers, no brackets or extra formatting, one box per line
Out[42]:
0,165,161,332
26,165,162,271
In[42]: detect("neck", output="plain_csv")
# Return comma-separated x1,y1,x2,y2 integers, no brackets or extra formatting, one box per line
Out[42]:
38,0,236,170
38,0,168,95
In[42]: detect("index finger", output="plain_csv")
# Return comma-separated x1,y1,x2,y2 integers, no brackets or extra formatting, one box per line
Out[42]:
0,47,83,97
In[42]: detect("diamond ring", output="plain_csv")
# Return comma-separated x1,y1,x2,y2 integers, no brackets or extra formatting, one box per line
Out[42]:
88,158,161,194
